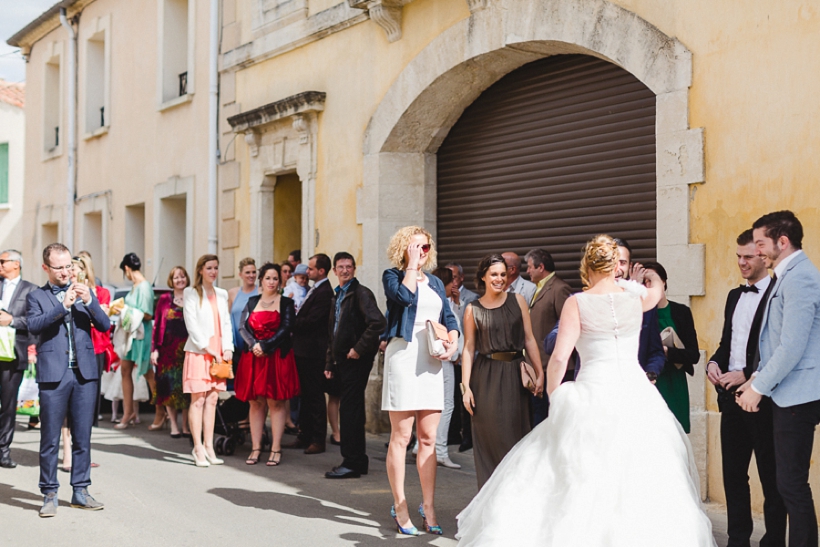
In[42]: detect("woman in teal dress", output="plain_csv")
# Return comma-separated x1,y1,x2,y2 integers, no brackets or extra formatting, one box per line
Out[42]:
642,262,700,433
114,253,155,430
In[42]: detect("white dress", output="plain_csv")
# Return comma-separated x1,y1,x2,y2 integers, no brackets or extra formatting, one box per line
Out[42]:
456,281,717,547
382,278,444,411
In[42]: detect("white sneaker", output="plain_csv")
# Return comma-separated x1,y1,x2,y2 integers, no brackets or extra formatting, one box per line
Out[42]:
437,456,461,469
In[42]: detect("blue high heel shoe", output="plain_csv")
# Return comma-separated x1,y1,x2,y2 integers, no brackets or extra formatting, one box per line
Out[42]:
390,505,419,536
418,503,443,535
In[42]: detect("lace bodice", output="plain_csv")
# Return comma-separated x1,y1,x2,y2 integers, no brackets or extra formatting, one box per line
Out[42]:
574,280,646,383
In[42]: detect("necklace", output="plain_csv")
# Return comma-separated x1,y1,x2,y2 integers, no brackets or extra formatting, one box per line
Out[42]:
259,296,279,308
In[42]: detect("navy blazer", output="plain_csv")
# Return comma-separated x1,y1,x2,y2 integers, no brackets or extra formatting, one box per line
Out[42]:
26,284,111,383
383,268,460,343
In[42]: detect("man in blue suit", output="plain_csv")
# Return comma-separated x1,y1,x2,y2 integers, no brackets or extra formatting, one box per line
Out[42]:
737,211,820,547
26,243,110,517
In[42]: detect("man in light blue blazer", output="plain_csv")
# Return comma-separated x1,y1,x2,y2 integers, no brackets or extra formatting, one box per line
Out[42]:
737,210,820,547
27,243,110,517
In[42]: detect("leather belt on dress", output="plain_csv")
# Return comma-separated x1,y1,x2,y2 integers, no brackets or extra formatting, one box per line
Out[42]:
484,351,524,362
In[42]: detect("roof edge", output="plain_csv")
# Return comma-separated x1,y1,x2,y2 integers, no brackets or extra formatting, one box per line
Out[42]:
6,1,86,51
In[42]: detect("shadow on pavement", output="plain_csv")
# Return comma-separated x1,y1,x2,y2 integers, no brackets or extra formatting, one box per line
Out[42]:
91,442,190,465
0,482,48,513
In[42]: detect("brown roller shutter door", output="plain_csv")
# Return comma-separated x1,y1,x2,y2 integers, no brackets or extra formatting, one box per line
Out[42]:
436,54,656,291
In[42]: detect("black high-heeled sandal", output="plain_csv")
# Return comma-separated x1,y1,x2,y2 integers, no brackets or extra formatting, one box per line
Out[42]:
266,451,282,466
246,447,262,465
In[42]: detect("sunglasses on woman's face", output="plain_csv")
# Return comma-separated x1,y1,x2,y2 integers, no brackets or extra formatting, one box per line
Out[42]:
420,244,431,253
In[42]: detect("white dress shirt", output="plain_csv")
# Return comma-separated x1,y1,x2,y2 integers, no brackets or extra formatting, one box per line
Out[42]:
774,249,803,279
729,276,771,372
0,275,20,310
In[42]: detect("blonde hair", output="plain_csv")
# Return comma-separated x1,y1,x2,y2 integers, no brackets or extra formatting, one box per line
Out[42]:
580,235,620,289
386,226,438,271
193,254,219,302
167,266,190,289
75,255,97,288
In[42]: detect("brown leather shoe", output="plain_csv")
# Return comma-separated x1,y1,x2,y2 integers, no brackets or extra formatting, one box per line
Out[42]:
304,443,326,455
282,439,310,449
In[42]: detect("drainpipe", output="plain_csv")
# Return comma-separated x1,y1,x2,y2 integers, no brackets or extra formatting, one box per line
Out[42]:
207,0,219,254
60,8,78,248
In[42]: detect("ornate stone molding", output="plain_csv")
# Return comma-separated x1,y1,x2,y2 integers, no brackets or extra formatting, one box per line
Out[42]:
347,0,413,43
227,91,326,133
244,131,261,157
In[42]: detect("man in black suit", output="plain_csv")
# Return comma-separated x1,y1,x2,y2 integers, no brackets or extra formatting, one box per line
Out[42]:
707,229,786,547
27,243,110,517
324,252,386,479
0,249,37,468
286,253,334,455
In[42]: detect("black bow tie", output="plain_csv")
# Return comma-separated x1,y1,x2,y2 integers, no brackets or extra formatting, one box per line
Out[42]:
50,284,69,295
739,284,759,294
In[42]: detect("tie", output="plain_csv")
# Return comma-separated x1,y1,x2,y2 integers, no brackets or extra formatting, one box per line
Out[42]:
739,285,759,293
51,284,69,297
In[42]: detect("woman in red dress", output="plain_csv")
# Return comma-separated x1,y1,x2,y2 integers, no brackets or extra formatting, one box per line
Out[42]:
236,263,299,466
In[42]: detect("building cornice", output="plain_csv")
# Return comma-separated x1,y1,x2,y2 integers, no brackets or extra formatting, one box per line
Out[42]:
7,0,95,56
227,91,326,133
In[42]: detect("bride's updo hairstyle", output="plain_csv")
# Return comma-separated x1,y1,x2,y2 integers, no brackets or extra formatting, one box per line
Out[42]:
580,235,620,289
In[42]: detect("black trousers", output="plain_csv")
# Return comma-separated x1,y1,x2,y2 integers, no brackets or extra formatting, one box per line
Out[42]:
720,396,786,547
453,365,471,444
337,356,374,473
772,399,820,547
0,361,24,457
295,355,327,446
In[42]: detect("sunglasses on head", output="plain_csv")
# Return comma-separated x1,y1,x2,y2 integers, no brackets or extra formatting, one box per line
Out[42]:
420,244,431,253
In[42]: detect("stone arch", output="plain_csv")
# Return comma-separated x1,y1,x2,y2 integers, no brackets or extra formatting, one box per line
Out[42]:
357,0,704,306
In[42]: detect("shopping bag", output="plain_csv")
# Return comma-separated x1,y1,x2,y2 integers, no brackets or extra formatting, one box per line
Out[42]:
16,362,39,417
0,326,16,361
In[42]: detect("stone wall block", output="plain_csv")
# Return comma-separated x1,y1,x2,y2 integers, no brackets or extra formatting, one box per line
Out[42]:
657,128,705,187
221,248,235,277
221,190,235,220
656,185,689,245
656,90,689,135
221,70,236,106
222,219,240,249
657,243,705,297
219,161,241,191
222,22,240,53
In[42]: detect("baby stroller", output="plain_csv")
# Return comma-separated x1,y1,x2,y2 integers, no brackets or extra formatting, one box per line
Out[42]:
212,392,271,456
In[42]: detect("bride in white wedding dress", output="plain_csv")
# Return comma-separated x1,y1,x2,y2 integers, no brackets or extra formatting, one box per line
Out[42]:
456,235,717,547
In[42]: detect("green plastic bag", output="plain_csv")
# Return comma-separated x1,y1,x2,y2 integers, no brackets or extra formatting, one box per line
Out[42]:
0,326,15,361
17,362,39,417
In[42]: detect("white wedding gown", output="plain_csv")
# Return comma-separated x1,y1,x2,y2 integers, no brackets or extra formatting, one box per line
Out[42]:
456,282,717,547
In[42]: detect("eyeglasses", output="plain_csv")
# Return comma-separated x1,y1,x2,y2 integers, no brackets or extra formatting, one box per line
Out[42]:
0,259,18,265
420,244,431,253
46,264,73,272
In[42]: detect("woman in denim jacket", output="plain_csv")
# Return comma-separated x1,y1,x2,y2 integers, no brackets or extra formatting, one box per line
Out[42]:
382,226,460,536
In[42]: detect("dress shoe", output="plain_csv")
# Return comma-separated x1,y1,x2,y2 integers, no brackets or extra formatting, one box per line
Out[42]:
0,455,17,468
325,466,361,479
70,488,104,511
39,492,58,517
192,448,210,468
282,439,310,449
329,436,341,446
458,440,473,453
304,443,326,455
437,456,461,469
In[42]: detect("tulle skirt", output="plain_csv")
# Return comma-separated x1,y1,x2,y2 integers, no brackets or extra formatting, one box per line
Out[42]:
456,362,717,547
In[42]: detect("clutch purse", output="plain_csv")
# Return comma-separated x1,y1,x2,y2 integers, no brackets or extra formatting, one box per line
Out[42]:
520,361,543,398
209,358,234,380
425,320,449,357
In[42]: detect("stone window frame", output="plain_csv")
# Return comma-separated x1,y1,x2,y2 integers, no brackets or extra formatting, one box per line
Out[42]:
42,41,64,161
157,0,196,111
153,175,195,281
81,14,112,139
75,190,111,279
228,91,325,263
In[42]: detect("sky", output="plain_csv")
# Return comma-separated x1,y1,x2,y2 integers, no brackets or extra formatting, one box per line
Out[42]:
0,0,59,83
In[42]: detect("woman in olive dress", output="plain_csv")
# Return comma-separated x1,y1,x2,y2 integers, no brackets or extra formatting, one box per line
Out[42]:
461,253,544,489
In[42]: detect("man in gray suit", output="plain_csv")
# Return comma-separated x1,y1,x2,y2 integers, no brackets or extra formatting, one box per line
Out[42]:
737,210,820,547
0,249,37,468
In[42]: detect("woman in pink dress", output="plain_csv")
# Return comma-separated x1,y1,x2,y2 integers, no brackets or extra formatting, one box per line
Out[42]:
236,263,299,466
182,254,234,467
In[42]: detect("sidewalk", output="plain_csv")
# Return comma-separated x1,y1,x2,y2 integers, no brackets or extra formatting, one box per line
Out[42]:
0,414,758,546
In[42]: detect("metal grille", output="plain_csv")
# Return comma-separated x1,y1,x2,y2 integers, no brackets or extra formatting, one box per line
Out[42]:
436,54,656,291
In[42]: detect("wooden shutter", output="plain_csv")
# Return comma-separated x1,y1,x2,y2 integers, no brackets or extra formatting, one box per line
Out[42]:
436,54,656,291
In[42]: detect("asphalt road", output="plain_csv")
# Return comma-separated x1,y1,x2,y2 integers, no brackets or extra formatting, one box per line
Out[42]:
0,414,760,546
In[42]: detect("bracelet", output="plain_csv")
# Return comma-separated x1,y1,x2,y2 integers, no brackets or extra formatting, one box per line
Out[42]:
459,383,467,395
405,268,418,271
